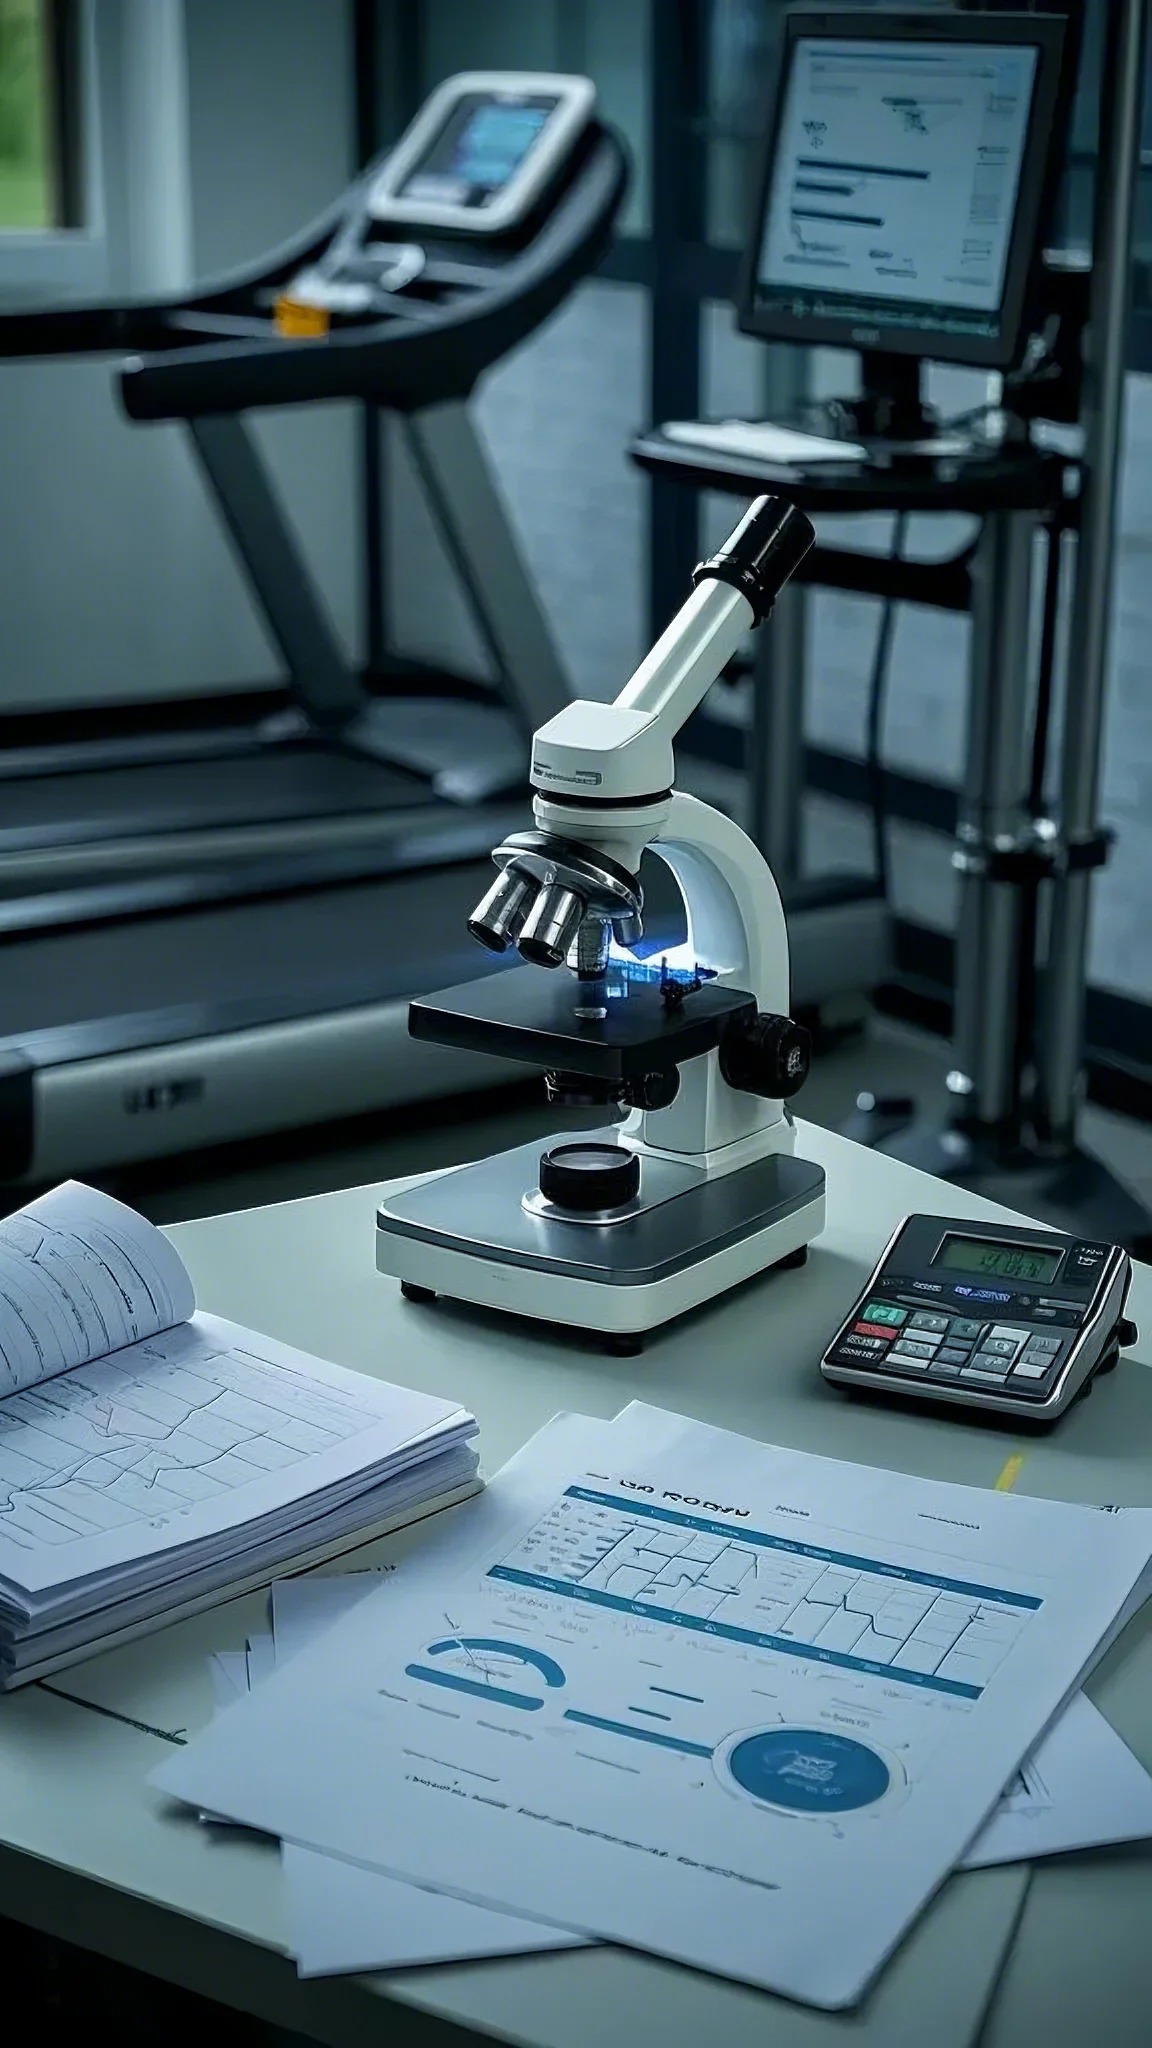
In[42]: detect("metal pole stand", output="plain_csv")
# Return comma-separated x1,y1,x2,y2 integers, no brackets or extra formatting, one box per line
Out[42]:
854,0,1152,1256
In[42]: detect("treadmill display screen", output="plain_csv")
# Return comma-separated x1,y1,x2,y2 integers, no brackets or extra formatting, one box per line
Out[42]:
398,94,559,210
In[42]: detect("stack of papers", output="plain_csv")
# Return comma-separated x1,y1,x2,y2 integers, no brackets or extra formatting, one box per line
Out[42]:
0,1182,479,1685
155,1404,1152,2010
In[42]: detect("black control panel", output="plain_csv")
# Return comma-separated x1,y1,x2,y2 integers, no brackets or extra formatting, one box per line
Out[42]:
821,1215,1136,1422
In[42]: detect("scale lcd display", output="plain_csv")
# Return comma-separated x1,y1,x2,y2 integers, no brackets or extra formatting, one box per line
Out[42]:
932,1236,1062,1284
397,93,558,209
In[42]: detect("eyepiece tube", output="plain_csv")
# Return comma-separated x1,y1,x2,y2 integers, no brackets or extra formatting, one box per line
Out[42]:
691,495,815,625
518,883,585,969
467,867,535,953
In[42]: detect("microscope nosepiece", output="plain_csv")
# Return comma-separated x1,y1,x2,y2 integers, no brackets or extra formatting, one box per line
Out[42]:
467,867,535,953
517,883,585,969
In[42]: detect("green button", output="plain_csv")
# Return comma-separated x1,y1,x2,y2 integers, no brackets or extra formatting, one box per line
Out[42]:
863,1301,906,1326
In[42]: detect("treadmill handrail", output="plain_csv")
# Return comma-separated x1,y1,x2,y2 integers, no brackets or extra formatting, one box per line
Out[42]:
116,129,627,421
0,175,365,362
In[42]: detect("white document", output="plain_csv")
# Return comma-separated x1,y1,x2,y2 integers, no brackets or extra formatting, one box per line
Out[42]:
965,1689,1152,1869
273,1492,593,1973
204,1559,1152,1977
663,418,867,464
267,1572,1152,1882
0,1181,194,1396
208,1649,249,1709
156,1405,1152,2009
0,1310,469,1597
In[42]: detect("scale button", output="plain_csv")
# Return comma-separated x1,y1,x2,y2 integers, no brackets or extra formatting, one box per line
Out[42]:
888,1350,931,1372
862,1301,906,1326
948,1318,984,1340
1012,1361,1048,1379
908,1311,950,1333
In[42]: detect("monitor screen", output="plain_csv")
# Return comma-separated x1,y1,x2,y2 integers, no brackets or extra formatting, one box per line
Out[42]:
744,22,1052,357
397,93,559,210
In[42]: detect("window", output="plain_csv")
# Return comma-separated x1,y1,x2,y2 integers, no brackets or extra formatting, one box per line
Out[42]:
0,0,111,298
0,0,74,231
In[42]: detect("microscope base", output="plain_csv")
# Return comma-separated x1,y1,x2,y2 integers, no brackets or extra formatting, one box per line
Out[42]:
376,1134,826,1349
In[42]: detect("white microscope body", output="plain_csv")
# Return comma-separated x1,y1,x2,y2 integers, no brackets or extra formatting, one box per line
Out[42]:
376,497,827,1352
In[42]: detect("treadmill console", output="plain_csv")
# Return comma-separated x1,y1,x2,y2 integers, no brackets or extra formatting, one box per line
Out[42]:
280,72,600,325
368,72,596,234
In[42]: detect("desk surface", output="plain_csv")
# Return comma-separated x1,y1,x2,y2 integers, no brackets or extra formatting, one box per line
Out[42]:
1,1124,1150,2048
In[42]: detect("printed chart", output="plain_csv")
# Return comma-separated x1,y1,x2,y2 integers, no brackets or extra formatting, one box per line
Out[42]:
490,1487,1041,1700
0,1324,392,1555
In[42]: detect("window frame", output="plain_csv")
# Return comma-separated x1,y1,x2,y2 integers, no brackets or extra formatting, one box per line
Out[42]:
0,0,108,299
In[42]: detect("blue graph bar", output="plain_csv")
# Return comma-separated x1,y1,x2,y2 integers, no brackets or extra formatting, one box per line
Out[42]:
564,1709,714,1759
405,1664,546,1711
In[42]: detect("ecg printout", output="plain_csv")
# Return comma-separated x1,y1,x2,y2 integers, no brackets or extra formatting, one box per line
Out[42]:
0,1310,467,1597
0,1182,195,1396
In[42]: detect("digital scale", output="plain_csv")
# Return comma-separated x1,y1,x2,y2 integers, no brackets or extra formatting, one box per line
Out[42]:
822,1215,1137,1423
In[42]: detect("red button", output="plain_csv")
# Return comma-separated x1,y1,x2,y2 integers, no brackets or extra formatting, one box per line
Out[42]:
854,1321,894,1340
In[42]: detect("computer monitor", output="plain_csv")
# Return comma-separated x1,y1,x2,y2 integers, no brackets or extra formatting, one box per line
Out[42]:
737,10,1069,432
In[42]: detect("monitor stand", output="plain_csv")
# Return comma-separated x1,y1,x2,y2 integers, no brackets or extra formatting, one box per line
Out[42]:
827,351,938,445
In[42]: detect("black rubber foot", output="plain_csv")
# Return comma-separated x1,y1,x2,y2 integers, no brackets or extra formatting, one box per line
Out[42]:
400,1282,436,1305
603,1331,644,1357
775,1245,809,1272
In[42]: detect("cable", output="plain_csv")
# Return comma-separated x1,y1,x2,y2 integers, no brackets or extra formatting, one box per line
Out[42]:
864,512,908,898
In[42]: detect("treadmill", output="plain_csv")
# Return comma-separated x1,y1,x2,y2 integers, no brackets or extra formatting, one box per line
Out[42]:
0,74,627,1183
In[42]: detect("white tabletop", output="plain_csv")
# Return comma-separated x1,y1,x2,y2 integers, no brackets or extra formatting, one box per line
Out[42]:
1,1122,1149,2048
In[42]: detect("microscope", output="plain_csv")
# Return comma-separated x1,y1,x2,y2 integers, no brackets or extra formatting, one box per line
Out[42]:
376,497,826,1353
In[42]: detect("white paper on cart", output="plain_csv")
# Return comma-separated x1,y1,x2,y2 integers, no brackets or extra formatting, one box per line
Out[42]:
156,1405,1152,2009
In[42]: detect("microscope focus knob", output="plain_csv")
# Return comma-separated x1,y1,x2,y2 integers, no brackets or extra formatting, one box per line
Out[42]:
720,1012,811,1100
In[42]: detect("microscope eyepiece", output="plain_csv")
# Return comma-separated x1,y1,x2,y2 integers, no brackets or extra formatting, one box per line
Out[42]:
467,867,535,953
691,495,815,625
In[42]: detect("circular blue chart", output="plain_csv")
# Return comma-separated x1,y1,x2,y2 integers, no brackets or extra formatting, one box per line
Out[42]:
725,1728,891,1814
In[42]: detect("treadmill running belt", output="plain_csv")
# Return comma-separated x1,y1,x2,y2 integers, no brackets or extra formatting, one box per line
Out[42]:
0,864,500,1043
0,749,434,854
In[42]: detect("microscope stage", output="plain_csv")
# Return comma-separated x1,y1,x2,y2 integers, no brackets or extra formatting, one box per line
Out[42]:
410,967,757,1080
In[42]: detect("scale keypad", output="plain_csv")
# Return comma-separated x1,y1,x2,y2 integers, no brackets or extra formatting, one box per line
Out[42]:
829,1297,1079,1399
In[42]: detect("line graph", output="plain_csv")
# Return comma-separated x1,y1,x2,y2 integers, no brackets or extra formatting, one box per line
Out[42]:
0,1324,389,1555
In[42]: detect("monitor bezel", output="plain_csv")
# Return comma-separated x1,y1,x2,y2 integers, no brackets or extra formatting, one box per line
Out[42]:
735,9,1069,370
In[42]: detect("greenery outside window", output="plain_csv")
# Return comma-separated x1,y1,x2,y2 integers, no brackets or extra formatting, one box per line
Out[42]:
0,0,75,231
